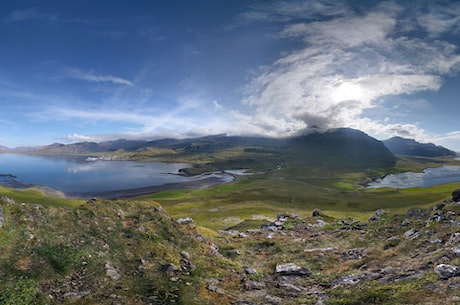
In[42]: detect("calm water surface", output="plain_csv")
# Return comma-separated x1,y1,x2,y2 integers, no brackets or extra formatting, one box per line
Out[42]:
0,154,231,197
368,165,460,188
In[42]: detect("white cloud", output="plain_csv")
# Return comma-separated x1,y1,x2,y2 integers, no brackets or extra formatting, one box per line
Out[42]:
62,68,133,86
4,8,57,23
236,0,460,141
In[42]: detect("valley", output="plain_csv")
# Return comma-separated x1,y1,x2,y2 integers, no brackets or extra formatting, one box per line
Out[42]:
1,128,460,304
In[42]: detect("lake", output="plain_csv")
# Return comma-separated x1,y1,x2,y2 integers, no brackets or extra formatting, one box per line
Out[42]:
367,165,460,189
0,154,234,198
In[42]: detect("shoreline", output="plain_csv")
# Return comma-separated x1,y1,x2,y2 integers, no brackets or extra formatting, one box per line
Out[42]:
0,175,235,200
69,176,231,199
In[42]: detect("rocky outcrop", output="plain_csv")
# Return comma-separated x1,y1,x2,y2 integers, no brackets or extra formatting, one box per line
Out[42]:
435,264,460,280
275,263,311,276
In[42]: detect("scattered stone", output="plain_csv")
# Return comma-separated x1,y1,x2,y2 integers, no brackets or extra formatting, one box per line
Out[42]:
447,233,460,245
332,273,366,287
312,208,321,217
304,247,337,253
452,246,460,257
243,279,266,290
176,217,193,224
180,252,196,272
369,209,387,221
342,248,366,260
105,263,121,281
161,263,180,277
401,219,410,226
244,266,258,275
275,263,311,276
62,290,91,299
209,242,222,257
227,249,240,256
435,264,460,280
404,228,420,240
207,281,225,294
265,295,283,305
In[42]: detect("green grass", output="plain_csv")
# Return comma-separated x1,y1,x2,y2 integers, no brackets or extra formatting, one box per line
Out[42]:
0,187,84,207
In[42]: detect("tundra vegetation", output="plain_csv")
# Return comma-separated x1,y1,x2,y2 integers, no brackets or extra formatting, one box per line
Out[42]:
1,132,460,304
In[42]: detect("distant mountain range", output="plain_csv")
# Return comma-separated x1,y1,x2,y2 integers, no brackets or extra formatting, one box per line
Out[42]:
383,137,456,157
1,128,456,169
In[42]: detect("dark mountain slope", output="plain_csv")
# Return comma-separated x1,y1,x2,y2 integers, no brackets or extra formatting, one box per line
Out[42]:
383,137,456,157
286,128,396,169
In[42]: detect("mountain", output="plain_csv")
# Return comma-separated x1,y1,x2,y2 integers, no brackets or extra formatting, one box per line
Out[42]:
0,145,10,153
287,128,396,169
12,128,396,170
383,136,456,157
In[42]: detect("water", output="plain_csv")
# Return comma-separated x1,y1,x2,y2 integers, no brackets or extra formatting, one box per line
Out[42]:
368,166,460,188
0,153,232,197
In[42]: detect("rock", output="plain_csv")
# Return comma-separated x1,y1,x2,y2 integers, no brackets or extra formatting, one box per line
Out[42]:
180,252,196,272
105,263,121,280
62,290,91,299
244,266,258,275
453,246,460,257
342,248,366,260
275,263,311,276
265,295,283,305
207,282,225,294
209,242,222,257
369,209,387,221
404,228,419,240
452,189,460,202
448,233,460,245
227,249,240,256
332,273,366,287
161,263,180,277
176,217,193,224
435,264,460,279
243,279,266,290
401,219,410,226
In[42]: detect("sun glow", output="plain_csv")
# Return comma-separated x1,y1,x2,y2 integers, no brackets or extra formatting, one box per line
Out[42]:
332,82,365,103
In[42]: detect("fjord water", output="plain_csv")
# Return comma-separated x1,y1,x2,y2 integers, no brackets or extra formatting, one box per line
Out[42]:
368,165,460,188
0,153,229,197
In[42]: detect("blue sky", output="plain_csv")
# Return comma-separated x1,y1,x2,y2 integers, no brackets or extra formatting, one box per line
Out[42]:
1,1,460,151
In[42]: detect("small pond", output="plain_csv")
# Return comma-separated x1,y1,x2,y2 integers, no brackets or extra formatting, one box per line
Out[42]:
367,165,460,188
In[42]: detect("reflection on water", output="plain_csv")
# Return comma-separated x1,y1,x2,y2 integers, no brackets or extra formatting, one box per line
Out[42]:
0,153,233,197
368,166,460,188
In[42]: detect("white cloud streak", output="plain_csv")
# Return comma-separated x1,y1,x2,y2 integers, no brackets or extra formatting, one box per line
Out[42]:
62,68,133,86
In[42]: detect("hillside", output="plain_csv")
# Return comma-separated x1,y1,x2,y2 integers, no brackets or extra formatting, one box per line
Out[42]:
383,137,456,157
286,128,396,169
2,192,460,304
16,128,397,171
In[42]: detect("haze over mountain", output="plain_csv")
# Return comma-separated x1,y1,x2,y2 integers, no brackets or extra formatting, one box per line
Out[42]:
9,128,397,170
383,137,456,157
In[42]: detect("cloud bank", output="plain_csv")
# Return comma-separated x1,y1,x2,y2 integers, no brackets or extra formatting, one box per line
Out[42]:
237,1,460,142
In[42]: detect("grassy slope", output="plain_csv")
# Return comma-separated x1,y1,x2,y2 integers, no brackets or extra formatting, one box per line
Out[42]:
1,148,460,304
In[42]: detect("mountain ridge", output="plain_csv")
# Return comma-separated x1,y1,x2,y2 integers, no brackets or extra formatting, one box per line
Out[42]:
383,136,456,157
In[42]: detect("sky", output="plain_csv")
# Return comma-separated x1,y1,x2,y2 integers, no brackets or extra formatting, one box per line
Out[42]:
1,1,460,151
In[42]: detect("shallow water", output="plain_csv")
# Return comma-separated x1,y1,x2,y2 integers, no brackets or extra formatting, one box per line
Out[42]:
367,165,460,188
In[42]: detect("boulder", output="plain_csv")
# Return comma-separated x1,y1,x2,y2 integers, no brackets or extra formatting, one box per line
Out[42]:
453,189,460,202
435,264,460,279
275,263,311,276
105,263,121,281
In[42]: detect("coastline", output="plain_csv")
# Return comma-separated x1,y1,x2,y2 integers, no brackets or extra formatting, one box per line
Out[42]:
68,175,231,199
